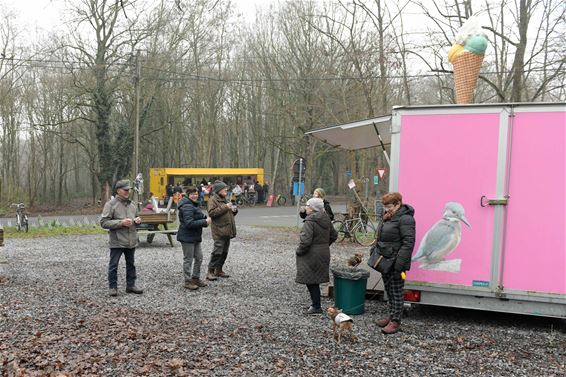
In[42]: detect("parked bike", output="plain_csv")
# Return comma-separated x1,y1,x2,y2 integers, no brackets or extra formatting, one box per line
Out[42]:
235,192,257,207
332,208,376,247
12,203,29,232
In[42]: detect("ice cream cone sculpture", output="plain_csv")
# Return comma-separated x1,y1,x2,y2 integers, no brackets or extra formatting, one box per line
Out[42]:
449,18,488,104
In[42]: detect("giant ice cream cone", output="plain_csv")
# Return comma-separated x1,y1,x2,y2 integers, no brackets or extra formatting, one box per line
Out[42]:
452,51,484,104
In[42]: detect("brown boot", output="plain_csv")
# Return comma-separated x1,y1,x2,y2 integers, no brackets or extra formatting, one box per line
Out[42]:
381,320,401,334
375,316,391,328
184,281,198,290
215,267,230,278
206,268,218,281
192,278,208,287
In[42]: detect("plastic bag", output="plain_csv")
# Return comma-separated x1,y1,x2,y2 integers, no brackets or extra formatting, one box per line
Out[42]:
331,265,370,281
454,14,485,45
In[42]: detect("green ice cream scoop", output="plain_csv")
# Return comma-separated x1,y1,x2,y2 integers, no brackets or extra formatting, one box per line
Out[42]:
464,35,488,55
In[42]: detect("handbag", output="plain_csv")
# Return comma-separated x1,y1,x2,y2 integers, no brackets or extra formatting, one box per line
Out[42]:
367,221,396,274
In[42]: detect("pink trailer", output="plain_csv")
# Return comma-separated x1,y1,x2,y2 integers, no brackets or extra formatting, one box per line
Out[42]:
309,103,566,318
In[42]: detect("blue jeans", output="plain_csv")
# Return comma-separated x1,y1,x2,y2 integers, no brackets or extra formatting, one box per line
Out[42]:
108,248,137,289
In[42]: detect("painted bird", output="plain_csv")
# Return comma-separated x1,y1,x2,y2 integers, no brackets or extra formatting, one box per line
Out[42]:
412,202,471,265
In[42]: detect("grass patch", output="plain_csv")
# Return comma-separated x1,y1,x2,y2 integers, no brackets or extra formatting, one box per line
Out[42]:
2,225,105,239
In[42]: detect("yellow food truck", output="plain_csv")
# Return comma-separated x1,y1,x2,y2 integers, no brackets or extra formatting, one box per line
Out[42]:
149,168,265,199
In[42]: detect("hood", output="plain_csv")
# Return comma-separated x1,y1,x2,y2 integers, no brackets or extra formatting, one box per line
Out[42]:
392,204,415,219
305,210,332,229
177,197,191,209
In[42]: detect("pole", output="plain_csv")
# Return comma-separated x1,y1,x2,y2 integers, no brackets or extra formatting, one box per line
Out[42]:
133,50,141,181
296,158,303,227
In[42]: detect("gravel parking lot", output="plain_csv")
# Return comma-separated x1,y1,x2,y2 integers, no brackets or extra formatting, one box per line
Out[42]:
1,226,564,376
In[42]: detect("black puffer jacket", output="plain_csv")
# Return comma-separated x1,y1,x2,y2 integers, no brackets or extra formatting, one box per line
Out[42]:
295,211,338,285
177,197,208,243
378,204,416,272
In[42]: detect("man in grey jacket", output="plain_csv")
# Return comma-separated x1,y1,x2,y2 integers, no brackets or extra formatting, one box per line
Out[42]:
100,180,143,297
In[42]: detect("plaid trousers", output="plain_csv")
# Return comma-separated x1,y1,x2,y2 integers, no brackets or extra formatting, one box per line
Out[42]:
382,271,405,322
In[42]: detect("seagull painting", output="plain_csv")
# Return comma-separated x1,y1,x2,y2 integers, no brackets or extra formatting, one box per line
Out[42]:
412,202,471,273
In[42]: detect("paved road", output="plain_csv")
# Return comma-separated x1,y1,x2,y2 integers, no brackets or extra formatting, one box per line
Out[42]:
0,204,347,228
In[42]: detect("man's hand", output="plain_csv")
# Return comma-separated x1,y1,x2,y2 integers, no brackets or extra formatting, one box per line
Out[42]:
134,217,142,224
121,218,133,227
206,217,212,225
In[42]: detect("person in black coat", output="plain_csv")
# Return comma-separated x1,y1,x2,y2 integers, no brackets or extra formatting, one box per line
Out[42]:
177,187,211,290
375,192,416,334
296,198,338,315
299,187,334,221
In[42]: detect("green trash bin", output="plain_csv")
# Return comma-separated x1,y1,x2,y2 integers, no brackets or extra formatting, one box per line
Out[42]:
331,266,370,315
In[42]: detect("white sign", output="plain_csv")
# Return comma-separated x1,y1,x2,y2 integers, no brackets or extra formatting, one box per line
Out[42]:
348,179,356,189
377,168,386,179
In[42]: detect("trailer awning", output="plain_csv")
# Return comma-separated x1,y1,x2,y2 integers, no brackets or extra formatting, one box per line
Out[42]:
305,115,392,151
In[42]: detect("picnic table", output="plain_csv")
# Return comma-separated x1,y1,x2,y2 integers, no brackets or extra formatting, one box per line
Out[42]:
137,211,177,247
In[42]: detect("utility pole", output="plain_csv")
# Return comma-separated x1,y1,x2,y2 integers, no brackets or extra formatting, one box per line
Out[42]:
133,50,141,180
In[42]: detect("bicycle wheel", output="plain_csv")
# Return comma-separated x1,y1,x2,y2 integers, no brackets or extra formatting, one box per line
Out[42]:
332,220,347,243
299,194,311,205
23,216,29,232
276,195,286,206
16,214,21,231
235,197,245,206
248,196,257,207
353,221,377,247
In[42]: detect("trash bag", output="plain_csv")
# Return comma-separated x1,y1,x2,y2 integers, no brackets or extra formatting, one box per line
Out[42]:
331,265,370,281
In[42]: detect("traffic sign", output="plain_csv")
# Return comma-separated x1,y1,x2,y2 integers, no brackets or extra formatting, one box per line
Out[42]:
373,175,379,185
376,168,386,179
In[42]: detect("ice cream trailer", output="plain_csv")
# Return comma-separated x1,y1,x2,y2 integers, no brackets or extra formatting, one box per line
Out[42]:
307,103,566,318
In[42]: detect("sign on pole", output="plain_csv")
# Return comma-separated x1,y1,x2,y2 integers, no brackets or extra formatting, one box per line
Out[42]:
376,168,386,179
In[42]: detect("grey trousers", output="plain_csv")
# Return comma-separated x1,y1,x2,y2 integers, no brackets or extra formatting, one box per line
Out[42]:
208,238,230,269
181,242,203,281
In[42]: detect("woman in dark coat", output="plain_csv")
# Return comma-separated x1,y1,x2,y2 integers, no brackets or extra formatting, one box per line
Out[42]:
299,187,334,221
375,192,416,334
296,198,338,315
177,186,211,290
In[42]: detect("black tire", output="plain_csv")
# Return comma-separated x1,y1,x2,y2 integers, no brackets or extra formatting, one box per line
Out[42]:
248,198,257,207
236,197,245,206
332,220,347,243
23,216,29,232
354,221,377,247
277,195,287,206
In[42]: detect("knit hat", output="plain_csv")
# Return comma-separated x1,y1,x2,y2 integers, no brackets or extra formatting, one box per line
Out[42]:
314,188,326,198
213,180,228,193
306,197,324,212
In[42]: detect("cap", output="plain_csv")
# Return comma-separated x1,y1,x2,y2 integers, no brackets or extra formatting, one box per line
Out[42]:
115,180,131,191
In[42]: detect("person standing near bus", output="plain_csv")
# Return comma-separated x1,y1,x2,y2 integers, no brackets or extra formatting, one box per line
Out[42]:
206,181,238,280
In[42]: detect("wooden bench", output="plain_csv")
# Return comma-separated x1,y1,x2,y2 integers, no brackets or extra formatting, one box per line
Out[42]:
138,211,177,247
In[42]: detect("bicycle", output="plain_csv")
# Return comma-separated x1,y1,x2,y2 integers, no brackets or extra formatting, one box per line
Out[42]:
12,203,29,232
332,208,376,247
235,191,257,207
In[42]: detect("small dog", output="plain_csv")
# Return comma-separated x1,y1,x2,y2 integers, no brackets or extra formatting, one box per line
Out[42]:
326,307,357,343
347,252,363,267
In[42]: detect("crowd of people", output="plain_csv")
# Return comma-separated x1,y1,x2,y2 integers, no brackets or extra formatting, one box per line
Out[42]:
163,176,270,207
100,180,415,335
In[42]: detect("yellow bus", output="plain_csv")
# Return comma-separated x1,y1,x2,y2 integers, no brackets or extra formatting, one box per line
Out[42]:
149,168,265,199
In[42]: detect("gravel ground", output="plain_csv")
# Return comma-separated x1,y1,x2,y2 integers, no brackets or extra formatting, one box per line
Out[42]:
0,226,564,376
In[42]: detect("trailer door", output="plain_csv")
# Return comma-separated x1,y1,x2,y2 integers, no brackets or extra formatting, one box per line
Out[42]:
394,109,505,290
500,109,566,295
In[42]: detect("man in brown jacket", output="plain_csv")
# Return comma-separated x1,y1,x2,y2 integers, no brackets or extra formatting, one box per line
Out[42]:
206,181,238,280
100,180,143,297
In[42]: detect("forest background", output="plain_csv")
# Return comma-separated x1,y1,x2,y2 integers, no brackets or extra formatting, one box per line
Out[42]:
0,0,564,208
